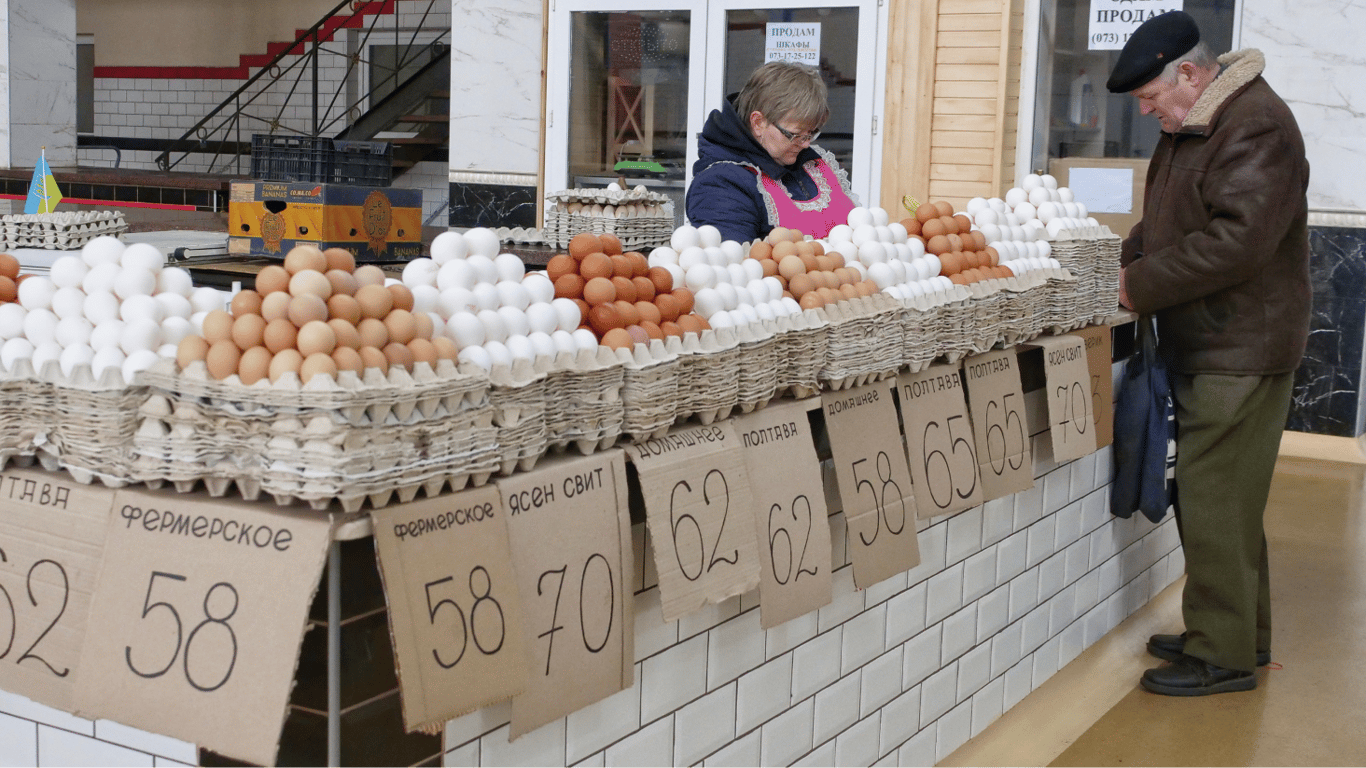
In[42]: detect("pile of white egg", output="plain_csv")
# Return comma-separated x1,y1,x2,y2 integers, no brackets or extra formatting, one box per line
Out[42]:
645,224,802,329
402,227,594,371
822,207,959,299
0,236,226,381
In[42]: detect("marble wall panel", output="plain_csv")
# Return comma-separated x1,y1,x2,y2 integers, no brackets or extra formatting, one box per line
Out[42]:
1289,221,1366,436
447,0,542,176
8,0,76,167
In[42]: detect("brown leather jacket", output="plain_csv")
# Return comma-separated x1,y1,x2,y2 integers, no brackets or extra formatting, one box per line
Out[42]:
1121,49,1310,375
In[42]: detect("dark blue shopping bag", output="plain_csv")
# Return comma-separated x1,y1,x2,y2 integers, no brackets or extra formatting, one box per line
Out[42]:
1111,317,1175,523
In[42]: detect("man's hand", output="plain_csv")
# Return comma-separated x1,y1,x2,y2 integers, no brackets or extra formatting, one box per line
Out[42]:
1118,267,1135,310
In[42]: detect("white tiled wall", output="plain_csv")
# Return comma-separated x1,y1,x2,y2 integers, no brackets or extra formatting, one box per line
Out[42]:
442,359,1184,767
0,690,196,767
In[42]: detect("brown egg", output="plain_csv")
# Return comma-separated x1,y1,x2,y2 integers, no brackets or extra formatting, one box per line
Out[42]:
357,317,390,349
412,312,434,341
631,276,656,302
230,289,263,317
903,218,922,237
388,284,415,312
647,266,674,294
624,325,650,346
998,264,1015,278
613,300,640,327
555,273,586,300
354,264,387,287
601,327,634,350
0,276,15,303
355,284,394,320
176,335,209,370
749,241,773,260
949,272,969,286
572,298,591,324
301,352,339,383
599,233,623,256
969,230,987,251
915,203,938,224
626,252,649,277
654,293,681,323
580,252,612,281
205,340,241,380
408,338,438,368
814,255,836,273
231,313,267,351
611,276,637,304
325,269,358,297
284,245,327,275
324,247,356,273
269,348,304,382
297,320,338,357
954,214,973,234
638,320,664,341
921,218,946,239
935,201,955,218
568,233,603,261
778,255,806,280
789,273,815,297
202,310,234,344
799,291,825,310
635,300,662,326
583,277,616,306
772,241,799,261
676,313,704,337
947,234,965,253
939,215,959,235
382,342,414,372
288,294,329,327
357,345,389,374
839,283,859,301
658,320,683,338
926,235,951,256
609,255,633,279
939,252,962,276
384,309,417,344
671,288,695,315
261,291,292,322
263,318,298,354
327,293,362,325
767,226,794,244
759,258,779,278
799,253,820,273
332,346,364,375
0,253,18,279
328,318,366,351
588,304,622,336
795,241,816,260
255,265,291,295
289,269,333,300
237,346,272,386
546,254,577,282
983,246,1000,266
432,337,459,361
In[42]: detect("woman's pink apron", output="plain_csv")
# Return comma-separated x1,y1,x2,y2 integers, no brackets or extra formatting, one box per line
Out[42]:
753,157,857,239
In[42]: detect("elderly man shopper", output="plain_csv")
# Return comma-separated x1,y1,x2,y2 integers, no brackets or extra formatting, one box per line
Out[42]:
1109,11,1311,696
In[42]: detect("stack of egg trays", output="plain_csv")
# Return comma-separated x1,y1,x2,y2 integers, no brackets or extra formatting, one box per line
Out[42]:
899,300,942,373
734,323,780,414
772,309,828,399
932,285,977,363
1038,267,1085,333
670,328,741,425
1046,235,1096,332
618,340,681,442
0,358,56,469
818,294,906,390
488,358,550,476
1,211,128,250
41,362,147,487
996,273,1046,346
132,358,498,511
965,282,1009,354
542,347,626,454
1092,232,1122,324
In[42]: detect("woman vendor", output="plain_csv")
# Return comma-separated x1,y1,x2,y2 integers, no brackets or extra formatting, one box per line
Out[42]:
686,61,858,243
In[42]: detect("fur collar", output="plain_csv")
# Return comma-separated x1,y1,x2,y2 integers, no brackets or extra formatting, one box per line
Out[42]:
1182,48,1265,128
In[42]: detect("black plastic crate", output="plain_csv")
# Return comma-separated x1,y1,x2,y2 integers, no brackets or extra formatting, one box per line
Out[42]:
250,134,392,187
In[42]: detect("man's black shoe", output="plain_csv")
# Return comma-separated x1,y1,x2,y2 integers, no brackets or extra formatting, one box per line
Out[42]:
1141,653,1256,696
1147,632,1271,666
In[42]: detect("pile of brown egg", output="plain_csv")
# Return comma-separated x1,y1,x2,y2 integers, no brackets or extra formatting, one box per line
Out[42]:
905,201,1014,285
749,226,880,310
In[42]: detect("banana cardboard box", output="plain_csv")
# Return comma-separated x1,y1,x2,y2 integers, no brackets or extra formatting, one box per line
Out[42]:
228,181,424,262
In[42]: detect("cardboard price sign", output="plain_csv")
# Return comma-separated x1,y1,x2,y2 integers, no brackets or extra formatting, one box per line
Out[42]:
372,484,529,732
623,422,761,623
733,399,833,629
0,468,117,712
1073,325,1116,448
72,488,333,766
821,381,921,588
497,450,634,739
962,350,1035,500
898,364,985,519
1031,334,1099,462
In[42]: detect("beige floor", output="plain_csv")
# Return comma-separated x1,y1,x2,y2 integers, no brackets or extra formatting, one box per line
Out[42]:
944,434,1366,767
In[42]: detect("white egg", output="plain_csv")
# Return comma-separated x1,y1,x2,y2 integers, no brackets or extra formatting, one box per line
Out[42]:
80,236,125,267
671,225,700,251
522,272,555,305
850,224,877,247
402,257,440,287
922,254,942,277
661,263,685,287
714,282,738,311
497,306,530,338
889,259,908,283
726,263,748,286
49,287,86,321
494,281,530,311
1,337,35,370
472,282,501,311
551,297,581,332
847,207,874,229
739,258,763,284
90,319,126,351
888,222,909,243
22,308,59,346
438,287,478,318
857,241,886,266
157,343,178,358
571,328,598,351
733,286,754,308
692,288,723,319
120,348,161,382
120,294,165,324
1013,202,1037,222
966,197,989,214
154,292,193,320
1004,187,1028,208
425,312,445,341
1022,173,1043,191
745,279,769,304
647,247,679,267
463,228,501,259
754,302,776,322
1028,186,1051,207
119,318,162,355
483,340,512,368
705,246,728,268
55,316,94,348
59,343,94,378
160,316,193,346
410,284,440,315
885,286,905,301
868,262,896,290
494,253,526,283
466,254,499,285
477,309,508,343
677,246,708,271
457,345,492,371
49,256,88,290
1038,241,1053,259
1058,187,1074,203
526,303,559,336
696,224,723,248
708,311,734,329
720,240,745,264
120,243,164,273
189,312,208,334
874,225,893,243
31,342,62,374
18,276,56,310
550,330,577,354
505,334,535,361
827,224,854,244
906,238,926,259
762,276,784,302
157,267,194,297
445,312,486,348
437,259,477,292
870,206,890,227
429,231,467,264
527,331,556,359
0,304,26,340
1042,174,1058,190
684,263,716,292
190,286,226,314
86,345,125,378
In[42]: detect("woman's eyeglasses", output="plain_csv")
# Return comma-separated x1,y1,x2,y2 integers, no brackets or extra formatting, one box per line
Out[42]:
772,123,820,144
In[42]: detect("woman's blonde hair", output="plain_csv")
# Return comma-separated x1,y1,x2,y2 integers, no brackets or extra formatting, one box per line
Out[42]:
736,61,829,130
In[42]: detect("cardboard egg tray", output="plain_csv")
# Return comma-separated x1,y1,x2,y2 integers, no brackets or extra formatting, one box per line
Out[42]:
0,210,128,250
996,273,1048,346
541,347,626,455
0,359,51,469
734,324,780,414
543,188,676,251
818,294,908,390
966,283,1009,354
930,287,977,364
487,359,550,476
899,302,942,373
772,310,828,399
1038,266,1088,333
671,328,741,425
1092,233,1122,324
617,341,681,441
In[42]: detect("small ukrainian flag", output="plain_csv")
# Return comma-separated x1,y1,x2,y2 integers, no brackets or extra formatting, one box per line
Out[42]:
25,147,63,214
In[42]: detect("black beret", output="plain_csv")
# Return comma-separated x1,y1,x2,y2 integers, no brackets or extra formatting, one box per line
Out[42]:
1106,11,1201,93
